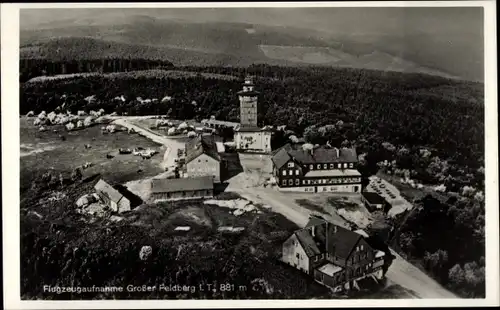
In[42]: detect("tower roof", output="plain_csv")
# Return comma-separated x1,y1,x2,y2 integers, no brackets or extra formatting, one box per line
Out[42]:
237,90,260,96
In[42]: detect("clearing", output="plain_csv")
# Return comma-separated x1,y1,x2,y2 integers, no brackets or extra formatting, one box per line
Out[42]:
20,117,165,191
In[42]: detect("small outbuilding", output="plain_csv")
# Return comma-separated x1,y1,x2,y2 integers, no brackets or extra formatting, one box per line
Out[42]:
150,176,214,202
361,191,388,212
94,179,131,213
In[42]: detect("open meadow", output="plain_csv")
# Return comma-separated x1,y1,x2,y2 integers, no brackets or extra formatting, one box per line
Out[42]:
20,117,165,192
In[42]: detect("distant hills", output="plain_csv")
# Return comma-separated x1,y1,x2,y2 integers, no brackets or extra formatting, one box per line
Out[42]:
20,12,482,81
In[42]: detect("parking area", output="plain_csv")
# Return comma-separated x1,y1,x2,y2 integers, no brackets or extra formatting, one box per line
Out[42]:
366,176,413,217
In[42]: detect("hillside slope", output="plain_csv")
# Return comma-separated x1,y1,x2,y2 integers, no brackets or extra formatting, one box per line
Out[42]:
20,18,458,79
21,37,298,68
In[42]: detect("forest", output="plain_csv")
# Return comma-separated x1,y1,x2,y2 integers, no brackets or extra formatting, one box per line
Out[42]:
20,58,174,83
20,64,485,298
396,194,485,298
20,65,484,171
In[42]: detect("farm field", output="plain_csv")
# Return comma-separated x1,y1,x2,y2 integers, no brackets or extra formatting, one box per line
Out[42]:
20,117,165,192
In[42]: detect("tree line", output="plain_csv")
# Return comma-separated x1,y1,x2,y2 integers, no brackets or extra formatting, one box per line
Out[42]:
21,65,483,171
20,58,174,83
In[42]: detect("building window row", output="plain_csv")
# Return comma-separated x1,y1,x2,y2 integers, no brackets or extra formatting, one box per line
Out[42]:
308,163,355,170
301,177,361,185
282,169,300,176
282,179,301,186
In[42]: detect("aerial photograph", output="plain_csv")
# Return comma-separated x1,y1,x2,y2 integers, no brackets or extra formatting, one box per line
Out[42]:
17,5,486,301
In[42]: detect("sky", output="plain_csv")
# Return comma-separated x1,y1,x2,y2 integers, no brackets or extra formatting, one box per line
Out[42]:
20,7,483,36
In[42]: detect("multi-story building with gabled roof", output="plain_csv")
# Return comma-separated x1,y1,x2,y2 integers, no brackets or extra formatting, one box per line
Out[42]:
271,143,362,193
282,216,386,292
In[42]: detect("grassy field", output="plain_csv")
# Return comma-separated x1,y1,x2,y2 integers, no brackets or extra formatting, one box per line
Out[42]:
20,117,165,192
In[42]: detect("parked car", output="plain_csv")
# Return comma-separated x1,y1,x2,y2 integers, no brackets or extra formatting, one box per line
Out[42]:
119,148,132,154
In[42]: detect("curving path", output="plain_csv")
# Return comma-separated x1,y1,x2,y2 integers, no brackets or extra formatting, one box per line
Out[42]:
112,118,184,170
114,116,457,299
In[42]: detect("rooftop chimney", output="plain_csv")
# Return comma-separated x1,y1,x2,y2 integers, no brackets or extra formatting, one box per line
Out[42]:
333,147,340,158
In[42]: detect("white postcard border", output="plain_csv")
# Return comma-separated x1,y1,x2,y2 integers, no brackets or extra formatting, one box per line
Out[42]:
2,1,498,309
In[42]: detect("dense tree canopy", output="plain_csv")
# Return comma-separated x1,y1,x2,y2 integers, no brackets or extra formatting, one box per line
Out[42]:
21,65,484,171
396,194,485,297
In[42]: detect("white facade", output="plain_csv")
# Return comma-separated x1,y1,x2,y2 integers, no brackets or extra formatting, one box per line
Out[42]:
234,131,272,153
110,201,118,212
278,186,316,192
316,184,360,193
282,234,310,274
278,184,361,193
117,199,131,213
186,153,220,183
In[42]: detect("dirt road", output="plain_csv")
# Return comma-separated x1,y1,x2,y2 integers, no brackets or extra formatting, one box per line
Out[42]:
112,119,457,299
112,118,184,170
225,155,457,299
232,184,456,298
385,252,457,298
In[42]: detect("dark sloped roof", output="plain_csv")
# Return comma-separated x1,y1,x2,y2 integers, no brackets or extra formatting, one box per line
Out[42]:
328,225,362,260
273,144,358,166
94,179,125,203
305,216,327,228
185,135,221,163
289,147,358,164
236,90,260,96
151,176,214,194
298,217,363,261
362,192,387,205
271,148,291,169
295,229,322,257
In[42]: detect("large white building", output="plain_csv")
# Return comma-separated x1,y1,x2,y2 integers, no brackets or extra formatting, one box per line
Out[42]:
233,77,272,153
271,144,362,193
